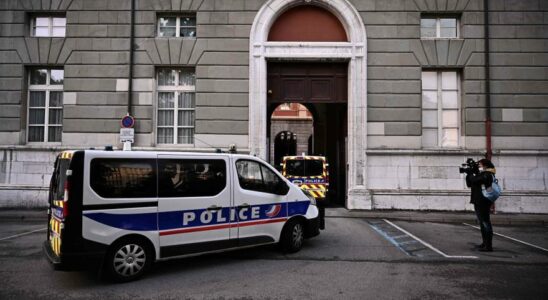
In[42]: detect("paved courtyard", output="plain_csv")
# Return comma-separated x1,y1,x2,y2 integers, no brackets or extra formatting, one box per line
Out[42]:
1,213,547,299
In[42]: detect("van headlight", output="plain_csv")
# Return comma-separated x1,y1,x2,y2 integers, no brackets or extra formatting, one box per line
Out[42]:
302,190,316,206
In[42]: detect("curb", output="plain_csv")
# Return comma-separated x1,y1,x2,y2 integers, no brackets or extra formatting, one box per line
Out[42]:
0,210,47,222
325,209,548,226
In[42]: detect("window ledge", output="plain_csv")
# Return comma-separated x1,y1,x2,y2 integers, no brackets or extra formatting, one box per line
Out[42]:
420,37,463,40
155,37,196,39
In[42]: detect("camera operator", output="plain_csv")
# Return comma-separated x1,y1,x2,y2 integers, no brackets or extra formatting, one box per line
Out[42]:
465,158,496,252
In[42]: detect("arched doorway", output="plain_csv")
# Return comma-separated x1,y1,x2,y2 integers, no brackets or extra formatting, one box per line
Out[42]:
273,131,297,166
270,103,314,166
249,0,370,209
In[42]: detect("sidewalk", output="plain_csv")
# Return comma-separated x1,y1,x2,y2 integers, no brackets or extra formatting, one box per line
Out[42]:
326,207,548,226
1,208,547,226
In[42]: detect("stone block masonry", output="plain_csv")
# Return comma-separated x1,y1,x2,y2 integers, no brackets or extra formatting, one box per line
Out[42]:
0,0,546,212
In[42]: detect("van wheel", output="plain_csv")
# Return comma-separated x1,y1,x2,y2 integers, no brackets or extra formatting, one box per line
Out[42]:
104,238,152,282
280,219,305,253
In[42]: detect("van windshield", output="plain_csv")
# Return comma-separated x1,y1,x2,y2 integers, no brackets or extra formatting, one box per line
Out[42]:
51,158,70,201
285,160,324,177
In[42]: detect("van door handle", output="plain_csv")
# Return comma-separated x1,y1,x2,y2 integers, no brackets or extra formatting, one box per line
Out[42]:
238,203,251,209
207,205,222,211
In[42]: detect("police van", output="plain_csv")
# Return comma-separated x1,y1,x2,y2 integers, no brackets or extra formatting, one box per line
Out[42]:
44,150,320,282
281,155,329,229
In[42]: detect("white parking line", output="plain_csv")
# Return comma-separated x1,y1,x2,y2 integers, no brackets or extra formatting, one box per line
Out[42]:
463,223,548,253
383,219,478,259
0,228,47,241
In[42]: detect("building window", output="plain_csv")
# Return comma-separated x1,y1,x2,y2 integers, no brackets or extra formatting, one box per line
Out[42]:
421,71,460,148
157,16,196,37
28,69,64,142
156,69,196,144
420,17,458,38
31,16,66,37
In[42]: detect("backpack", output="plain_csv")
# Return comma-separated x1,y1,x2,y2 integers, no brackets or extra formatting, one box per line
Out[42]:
482,174,502,202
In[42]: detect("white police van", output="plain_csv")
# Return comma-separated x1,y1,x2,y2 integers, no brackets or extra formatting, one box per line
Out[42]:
44,150,320,282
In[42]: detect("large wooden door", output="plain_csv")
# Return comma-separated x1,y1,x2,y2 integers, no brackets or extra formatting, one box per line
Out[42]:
267,62,347,104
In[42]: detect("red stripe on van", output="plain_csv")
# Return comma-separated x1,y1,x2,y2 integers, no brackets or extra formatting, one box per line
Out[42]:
159,218,288,236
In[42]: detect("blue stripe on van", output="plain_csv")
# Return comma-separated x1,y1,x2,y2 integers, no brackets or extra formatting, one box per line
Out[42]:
83,201,310,232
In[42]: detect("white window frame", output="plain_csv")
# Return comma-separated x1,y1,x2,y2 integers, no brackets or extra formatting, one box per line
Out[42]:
27,69,64,144
420,16,459,39
156,69,196,145
157,15,196,38
30,16,66,37
421,70,462,148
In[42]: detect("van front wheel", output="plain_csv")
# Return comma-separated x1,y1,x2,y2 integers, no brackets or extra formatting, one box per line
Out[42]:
280,219,305,253
104,238,152,282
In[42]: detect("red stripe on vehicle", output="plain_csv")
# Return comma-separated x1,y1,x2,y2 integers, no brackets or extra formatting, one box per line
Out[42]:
159,218,288,236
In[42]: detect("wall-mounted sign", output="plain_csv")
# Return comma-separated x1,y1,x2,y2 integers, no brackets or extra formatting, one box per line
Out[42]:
120,128,134,143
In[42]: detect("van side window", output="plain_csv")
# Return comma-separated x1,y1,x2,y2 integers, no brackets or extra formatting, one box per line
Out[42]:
158,159,226,197
90,159,157,198
236,160,282,194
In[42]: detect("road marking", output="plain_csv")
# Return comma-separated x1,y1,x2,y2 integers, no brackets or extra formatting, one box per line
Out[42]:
383,219,478,259
368,222,411,256
463,223,548,253
0,228,47,241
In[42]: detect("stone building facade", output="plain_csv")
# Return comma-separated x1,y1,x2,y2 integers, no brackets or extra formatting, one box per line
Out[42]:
0,0,547,212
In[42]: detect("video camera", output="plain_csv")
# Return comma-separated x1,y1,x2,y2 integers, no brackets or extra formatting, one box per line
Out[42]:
459,158,479,174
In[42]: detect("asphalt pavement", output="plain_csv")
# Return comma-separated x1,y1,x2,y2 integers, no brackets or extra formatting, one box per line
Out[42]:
1,209,547,299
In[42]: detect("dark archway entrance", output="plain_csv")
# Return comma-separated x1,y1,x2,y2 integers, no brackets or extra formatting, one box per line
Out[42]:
267,62,348,206
274,131,297,166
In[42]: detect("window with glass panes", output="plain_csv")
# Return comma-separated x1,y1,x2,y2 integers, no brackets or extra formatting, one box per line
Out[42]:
421,71,460,148
157,16,196,37
420,17,458,38
157,69,196,144
31,16,66,37
28,69,64,142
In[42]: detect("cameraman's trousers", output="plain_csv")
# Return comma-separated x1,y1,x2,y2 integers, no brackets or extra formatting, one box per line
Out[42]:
474,203,493,248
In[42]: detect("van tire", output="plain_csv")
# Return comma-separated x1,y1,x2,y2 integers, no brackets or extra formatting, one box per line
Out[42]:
280,219,305,253
104,237,152,283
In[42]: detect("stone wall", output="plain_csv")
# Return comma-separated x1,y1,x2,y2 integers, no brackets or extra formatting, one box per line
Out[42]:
0,0,546,211
367,151,548,213
269,118,314,163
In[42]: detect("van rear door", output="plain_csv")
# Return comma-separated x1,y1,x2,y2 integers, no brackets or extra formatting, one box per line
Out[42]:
47,152,72,257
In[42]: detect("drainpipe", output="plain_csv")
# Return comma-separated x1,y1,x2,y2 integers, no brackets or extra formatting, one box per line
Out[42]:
484,0,492,160
127,0,135,115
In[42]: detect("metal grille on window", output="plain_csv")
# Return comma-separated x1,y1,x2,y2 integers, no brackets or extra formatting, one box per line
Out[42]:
157,69,195,145
28,69,64,142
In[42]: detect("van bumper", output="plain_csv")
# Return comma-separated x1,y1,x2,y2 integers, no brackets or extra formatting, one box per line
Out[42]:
304,216,321,238
43,241,105,271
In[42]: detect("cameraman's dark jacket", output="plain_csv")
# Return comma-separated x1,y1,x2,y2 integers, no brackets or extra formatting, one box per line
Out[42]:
466,168,496,206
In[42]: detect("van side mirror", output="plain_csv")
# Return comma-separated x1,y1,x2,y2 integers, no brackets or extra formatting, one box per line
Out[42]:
274,181,289,195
